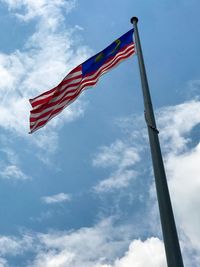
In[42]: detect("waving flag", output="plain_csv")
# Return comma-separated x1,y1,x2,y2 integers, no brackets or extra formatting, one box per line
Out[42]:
29,29,135,133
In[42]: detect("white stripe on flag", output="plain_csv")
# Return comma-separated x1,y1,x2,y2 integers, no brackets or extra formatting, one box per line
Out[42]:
30,43,135,133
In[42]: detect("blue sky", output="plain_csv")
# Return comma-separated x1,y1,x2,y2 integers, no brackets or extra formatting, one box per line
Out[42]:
0,0,200,266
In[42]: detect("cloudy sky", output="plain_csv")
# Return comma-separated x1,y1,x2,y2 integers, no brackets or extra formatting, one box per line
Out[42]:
0,0,200,266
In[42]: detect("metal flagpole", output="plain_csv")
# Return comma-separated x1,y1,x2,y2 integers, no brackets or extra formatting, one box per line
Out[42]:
130,17,184,267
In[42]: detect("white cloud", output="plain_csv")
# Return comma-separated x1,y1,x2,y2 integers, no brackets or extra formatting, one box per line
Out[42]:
3,0,76,24
0,99,198,267
0,164,30,180
110,238,166,267
0,0,90,155
42,193,71,204
94,170,137,193
0,218,132,266
29,218,133,267
157,100,200,154
0,148,19,165
0,235,33,256
0,148,30,181
151,99,200,265
0,258,7,267
0,220,166,267
93,140,140,192
31,250,75,267
93,140,140,169
31,236,166,267
157,101,200,251
93,99,200,266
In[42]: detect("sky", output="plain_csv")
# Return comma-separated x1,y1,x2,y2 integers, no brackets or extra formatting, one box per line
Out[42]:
0,0,200,266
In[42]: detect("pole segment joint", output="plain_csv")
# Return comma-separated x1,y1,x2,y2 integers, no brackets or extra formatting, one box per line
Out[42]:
144,111,159,134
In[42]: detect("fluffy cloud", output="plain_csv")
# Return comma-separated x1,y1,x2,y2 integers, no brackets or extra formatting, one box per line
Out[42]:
42,193,71,204
166,144,200,263
93,140,140,169
0,219,166,267
0,100,199,265
0,0,91,171
0,235,33,256
0,165,29,180
31,236,166,267
0,219,131,266
93,99,200,266
2,0,75,23
94,169,137,193
0,258,7,267
0,148,30,181
0,0,90,144
110,238,166,267
155,100,200,263
93,140,140,192
157,100,200,153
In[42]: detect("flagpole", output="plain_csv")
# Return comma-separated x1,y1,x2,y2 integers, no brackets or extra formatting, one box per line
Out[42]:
130,17,184,267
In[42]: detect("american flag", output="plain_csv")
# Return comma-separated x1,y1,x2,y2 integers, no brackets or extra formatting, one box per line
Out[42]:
29,29,135,133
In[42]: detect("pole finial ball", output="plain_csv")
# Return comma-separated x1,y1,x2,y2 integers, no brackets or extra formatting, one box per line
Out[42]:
130,17,138,24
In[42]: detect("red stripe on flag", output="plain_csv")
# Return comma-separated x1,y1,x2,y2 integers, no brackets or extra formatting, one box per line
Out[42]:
32,45,134,115
29,43,135,133
30,46,134,121
29,66,82,109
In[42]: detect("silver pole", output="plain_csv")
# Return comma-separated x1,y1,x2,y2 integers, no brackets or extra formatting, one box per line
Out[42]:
131,17,184,267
